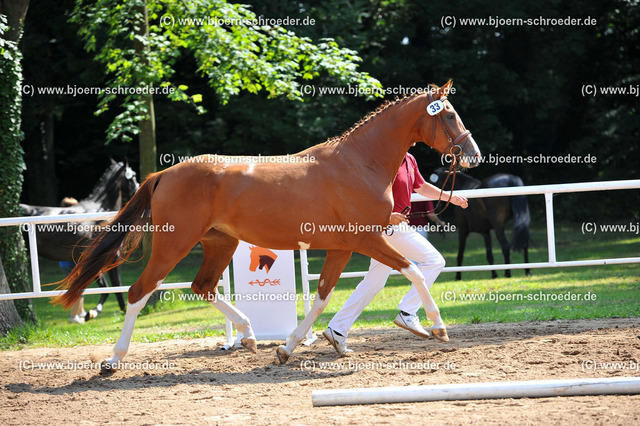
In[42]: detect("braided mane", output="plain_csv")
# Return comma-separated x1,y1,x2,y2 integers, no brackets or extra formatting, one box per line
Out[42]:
324,85,439,145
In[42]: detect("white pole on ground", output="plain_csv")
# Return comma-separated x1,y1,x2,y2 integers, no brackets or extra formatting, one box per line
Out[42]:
311,377,640,407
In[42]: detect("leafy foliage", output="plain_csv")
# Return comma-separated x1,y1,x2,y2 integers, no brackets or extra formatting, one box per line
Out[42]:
0,14,35,322
71,0,382,143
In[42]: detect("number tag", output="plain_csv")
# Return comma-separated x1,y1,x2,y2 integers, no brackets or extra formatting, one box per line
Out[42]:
125,168,134,179
427,100,444,116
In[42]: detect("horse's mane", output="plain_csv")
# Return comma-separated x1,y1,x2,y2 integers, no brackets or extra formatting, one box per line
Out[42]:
86,162,123,201
324,85,439,146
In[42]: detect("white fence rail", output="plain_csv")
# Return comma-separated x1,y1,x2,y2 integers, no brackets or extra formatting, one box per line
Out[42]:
0,179,639,303
0,211,233,302
300,179,640,285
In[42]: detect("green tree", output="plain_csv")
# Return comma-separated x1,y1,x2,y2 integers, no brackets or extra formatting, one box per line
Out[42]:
71,0,382,180
0,3,36,325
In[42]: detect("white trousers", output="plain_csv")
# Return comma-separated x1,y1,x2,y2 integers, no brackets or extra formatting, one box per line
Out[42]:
328,225,445,336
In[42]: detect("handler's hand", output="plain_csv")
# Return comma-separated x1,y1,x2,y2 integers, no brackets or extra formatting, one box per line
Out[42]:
451,195,468,209
389,212,409,225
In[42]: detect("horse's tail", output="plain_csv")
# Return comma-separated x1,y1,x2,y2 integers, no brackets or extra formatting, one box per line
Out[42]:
510,176,531,252
54,172,163,309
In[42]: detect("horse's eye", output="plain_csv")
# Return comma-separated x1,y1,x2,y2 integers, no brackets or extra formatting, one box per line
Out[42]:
447,114,454,120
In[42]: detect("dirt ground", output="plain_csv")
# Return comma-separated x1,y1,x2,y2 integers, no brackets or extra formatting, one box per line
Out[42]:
2,318,639,425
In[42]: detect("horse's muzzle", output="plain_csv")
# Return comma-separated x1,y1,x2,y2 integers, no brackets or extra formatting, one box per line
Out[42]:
458,135,481,169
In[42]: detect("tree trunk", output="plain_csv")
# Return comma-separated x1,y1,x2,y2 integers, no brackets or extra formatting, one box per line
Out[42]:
133,3,157,181
26,108,58,205
134,2,161,307
0,256,23,335
0,0,37,324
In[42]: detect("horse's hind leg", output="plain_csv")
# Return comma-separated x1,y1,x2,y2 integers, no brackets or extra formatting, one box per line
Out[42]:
358,235,448,342
494,225,511,278
456,231,468,281
102,232,201,372
191,232,257,353
277,250,352,364
85,274,109,321
107,264,127,311
481,231,497,279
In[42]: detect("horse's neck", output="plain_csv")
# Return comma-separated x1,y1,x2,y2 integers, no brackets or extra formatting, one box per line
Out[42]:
85,172,122,211
458,174,481,189
337,97,425,184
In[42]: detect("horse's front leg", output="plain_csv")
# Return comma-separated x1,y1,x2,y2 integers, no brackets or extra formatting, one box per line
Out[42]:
276,250,352,364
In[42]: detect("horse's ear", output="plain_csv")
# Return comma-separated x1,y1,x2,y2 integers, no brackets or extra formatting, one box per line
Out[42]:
110,158,117,165
441,80,453,96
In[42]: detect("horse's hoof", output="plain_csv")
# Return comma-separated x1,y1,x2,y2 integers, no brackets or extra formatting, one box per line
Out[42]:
241,338,257,354
431,328,449,343
85,309,98,322
276,346,290,364
100,360,117,376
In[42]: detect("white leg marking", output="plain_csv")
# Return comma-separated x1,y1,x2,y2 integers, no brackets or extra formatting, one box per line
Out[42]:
106,282,160,366
210,297,255,340
282,289,333,356
401,264,445,328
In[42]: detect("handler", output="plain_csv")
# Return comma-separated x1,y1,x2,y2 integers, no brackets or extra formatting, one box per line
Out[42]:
323,151,468,354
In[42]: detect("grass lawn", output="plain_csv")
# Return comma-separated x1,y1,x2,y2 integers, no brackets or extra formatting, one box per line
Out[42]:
2,221,639,350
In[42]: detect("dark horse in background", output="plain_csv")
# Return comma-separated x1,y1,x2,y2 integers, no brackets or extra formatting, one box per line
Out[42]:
20,160,139,320
430,167,532,280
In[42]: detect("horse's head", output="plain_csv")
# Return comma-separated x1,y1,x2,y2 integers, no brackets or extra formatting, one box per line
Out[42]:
118,159,140,201
248,246,278,273
418,81,481,169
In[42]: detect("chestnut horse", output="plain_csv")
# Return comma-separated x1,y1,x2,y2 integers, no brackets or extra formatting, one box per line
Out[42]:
56,81,480,369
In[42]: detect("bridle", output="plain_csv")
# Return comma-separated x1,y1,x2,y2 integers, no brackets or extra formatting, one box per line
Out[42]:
425,91,472,216
386,90,474,236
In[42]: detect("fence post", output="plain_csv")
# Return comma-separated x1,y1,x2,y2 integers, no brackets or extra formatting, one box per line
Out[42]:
26,224,42,295
544,193,557,264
